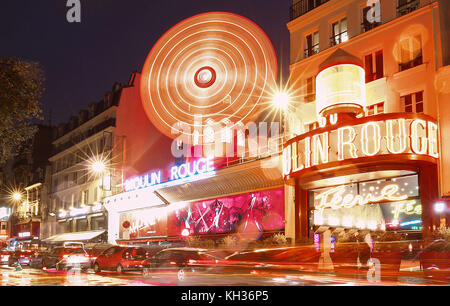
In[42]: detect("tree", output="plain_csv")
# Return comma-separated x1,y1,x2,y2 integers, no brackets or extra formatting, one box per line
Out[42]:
0,57,45,165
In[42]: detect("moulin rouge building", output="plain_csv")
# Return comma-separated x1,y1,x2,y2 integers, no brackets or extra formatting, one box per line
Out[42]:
98,2,450,246
283,0,450,242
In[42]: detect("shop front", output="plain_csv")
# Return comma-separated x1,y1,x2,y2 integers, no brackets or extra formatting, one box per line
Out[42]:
105,157,285,245
43,204,108,245
283,112,440,241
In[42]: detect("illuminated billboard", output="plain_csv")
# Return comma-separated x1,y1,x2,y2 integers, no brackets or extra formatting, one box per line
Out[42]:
169,188,285,236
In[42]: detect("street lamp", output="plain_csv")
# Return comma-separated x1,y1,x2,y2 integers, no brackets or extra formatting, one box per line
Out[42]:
273,92,290,110
12,192,22,202
434,202,446,214
91,160,106,174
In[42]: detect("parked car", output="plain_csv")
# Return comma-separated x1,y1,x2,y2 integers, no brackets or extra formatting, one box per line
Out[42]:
93,246,150,273
55,247,92,272
0,249,13,265
37,246,89,270
29,250,48,269
149,248,224,272
8,249,34,266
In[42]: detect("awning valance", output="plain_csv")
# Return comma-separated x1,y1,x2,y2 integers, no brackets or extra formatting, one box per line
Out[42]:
156,156,283,203
42,230,106,243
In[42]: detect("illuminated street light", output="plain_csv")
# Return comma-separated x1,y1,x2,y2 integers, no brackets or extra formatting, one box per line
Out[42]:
91,160,106,174
88,155,108,175
12,192,22,201
434,202,446,214
273,92,290,110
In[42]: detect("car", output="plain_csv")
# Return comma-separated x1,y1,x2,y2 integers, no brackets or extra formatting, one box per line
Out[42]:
38,246,89,270
223,246,322,273
148,248,224,272
55,248,92,272
8,249,34,266
93,246,150,273
0,250,13,265
29,250,48,269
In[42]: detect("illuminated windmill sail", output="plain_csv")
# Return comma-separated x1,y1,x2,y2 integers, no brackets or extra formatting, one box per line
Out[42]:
140,12,278,142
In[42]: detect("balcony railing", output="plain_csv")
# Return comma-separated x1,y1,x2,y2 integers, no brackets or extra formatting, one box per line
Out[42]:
330,31,348,47
361,21,381,33
52,118,116,156
397,0,420,17
304,44,320,58
290,0,330,21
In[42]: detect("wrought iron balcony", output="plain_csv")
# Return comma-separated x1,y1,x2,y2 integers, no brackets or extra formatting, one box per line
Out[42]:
397,0,420,17
290,0,330,21
304,44,320,58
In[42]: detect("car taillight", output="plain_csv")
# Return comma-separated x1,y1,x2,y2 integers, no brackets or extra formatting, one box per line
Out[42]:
20,255,25,258
169,261,176,265
188,259,197,264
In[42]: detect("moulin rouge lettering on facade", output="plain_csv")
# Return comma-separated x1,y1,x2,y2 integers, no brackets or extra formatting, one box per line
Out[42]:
283,116,439,178
124,157,215,192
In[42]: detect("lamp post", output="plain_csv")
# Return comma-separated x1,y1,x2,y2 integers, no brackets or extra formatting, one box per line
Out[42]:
272,91,290,145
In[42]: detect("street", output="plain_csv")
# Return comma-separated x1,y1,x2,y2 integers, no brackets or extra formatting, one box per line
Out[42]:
0,264,447,286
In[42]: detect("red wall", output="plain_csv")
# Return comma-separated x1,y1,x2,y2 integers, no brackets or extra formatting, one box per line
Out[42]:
115,73,175,179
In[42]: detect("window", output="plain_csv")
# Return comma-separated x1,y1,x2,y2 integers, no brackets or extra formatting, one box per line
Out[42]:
91,216,105,230
81,190,89,206
305,31,319,58
362,2,381,32
366,102,385,116
76,218,88,232
94,186,102,202
52,198,57,212
61,196,67,211
397,0,420,17
308,174,421,231
104,247,122,255
331,18,348,46
66,220,73,233
305,77,316,102
399,35,423,71
64,175,69,189
402,91,424,113
364,50,384,83
53,178,58,191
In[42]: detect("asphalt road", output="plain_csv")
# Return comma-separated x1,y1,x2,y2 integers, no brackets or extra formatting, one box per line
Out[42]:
0,265,446,286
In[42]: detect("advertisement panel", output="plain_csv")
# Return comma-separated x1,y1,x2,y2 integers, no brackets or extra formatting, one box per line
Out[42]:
168,188,285,237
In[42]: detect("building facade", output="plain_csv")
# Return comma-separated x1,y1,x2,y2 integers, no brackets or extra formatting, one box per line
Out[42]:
41,83,125,244
3,124,53,246
284,0,450,242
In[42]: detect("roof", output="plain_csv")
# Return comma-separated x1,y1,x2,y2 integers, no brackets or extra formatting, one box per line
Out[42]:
319,48,364,72
42,230,105,243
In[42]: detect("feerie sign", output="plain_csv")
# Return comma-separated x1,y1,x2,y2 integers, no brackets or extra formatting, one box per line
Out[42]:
283,115,439,178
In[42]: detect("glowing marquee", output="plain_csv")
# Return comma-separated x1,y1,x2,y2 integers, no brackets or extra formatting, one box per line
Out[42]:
314,184,408,216
124,157,215,192
283,115,439,178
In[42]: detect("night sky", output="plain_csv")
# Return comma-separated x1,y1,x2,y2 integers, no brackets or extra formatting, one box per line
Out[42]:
0,0,291,125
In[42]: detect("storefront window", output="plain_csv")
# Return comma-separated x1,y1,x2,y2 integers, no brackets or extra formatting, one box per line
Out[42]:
76,218,88,232
308,174,421,232
91,216,105,230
